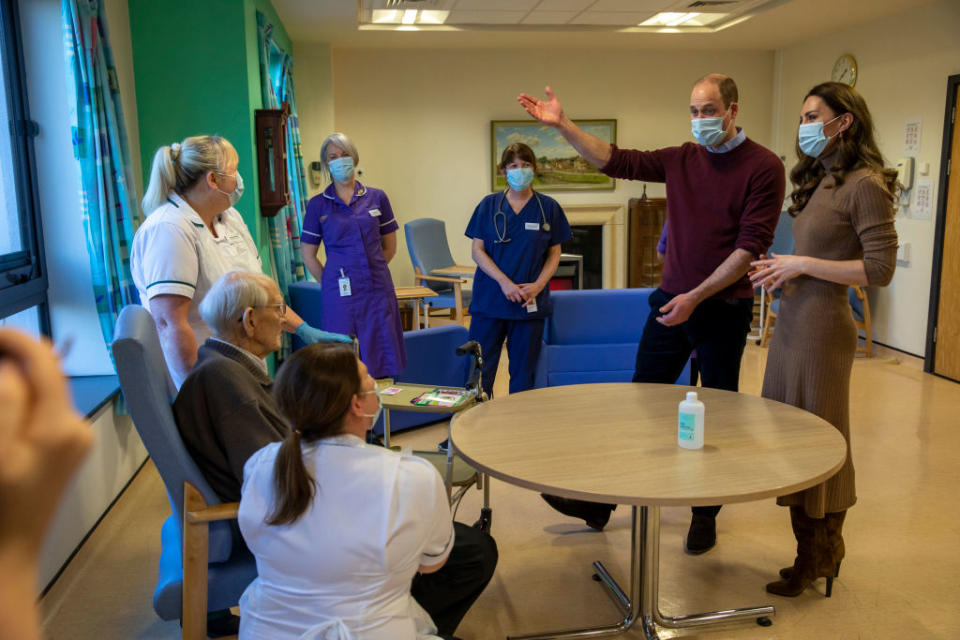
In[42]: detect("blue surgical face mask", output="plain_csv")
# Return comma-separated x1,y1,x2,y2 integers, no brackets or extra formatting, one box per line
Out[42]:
506,167,534,191
690,116,728,147
216,172,244,206
328,156,355,183
798,115,842,158
361,389,382,429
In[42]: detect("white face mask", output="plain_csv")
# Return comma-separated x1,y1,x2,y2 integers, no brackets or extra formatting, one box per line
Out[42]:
216,172,244,206
360,389,382,428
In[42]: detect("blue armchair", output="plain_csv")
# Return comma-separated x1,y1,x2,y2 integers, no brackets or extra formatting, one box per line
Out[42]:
404,218,472,323
288,281,472,434
113,306,256,638
535,288,691,388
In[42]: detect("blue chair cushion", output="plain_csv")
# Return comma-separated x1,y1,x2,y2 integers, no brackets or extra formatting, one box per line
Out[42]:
153,515,258,621
849,287,865,322
405,218,457,276
548,289,652,344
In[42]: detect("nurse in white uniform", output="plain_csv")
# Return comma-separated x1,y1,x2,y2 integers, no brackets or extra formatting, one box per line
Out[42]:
131,135,349,387
238,344,497,640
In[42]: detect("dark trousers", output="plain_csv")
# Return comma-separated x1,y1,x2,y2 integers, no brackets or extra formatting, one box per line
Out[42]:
412,522,499,636
634,288,754,518
468,315,545,398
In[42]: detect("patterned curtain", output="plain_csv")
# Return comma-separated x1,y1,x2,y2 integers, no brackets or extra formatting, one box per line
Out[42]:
62,0,141,358
255,11,306,297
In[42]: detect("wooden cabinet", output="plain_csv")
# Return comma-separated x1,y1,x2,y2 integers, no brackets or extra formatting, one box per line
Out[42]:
628,196,667,288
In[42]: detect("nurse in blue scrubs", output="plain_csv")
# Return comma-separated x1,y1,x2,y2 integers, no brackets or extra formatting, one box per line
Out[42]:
465,142,571,398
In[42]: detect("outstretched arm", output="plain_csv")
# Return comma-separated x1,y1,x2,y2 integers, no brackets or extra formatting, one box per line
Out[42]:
517,86,612,168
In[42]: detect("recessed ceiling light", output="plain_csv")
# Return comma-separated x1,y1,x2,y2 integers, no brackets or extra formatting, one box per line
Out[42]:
418,10,449,25
371,9,400,24
401,9,418,25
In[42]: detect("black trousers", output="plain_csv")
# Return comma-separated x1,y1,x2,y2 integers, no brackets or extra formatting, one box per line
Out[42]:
412,522,499,636
633,288,754,518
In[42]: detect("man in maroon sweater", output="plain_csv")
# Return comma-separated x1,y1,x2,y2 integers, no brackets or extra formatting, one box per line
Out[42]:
519,74,785,553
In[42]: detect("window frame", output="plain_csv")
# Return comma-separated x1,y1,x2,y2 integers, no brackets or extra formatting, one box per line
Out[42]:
0,0,49,333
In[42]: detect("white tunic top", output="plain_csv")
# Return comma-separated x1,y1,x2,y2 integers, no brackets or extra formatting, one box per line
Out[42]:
237,435,455,640
130,193,261,386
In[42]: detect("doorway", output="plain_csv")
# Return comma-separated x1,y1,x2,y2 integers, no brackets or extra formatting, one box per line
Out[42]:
925,74,960,381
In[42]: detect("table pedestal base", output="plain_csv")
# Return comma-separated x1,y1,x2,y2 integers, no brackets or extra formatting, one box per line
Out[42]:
508,506,775,640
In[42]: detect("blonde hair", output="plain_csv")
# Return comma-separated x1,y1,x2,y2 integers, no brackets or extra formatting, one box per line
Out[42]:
319,132,359,178
141,135,238,215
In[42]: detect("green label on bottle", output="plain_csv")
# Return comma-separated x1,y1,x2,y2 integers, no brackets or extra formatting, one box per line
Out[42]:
679,413,695,441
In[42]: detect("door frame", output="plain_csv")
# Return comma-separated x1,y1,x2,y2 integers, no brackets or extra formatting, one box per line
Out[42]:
924,74,960,375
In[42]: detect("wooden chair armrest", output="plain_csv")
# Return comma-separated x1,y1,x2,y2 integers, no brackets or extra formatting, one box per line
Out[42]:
852,285,866,300
185,502,239,524
416,274,466,284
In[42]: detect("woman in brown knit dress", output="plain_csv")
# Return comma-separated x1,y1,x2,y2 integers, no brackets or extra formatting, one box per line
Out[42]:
750,82,898,597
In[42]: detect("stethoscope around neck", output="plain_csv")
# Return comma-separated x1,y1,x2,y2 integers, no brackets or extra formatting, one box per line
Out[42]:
493,189,550,244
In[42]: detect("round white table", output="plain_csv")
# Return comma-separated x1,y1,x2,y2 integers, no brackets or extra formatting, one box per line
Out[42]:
451,383,848,640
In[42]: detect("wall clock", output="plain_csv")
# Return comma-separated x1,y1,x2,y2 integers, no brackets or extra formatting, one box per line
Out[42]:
832,54,858,87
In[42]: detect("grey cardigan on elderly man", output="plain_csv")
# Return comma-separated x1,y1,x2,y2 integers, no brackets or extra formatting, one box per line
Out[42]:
173,338,289,503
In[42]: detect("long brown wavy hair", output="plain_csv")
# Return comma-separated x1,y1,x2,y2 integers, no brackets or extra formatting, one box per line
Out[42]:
267,344,361,526
788,82,898,216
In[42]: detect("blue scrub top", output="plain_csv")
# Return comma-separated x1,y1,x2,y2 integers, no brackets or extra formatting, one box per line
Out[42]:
465,191,571,319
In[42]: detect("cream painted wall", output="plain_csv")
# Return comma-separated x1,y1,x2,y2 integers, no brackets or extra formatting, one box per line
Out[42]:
319,48,776,288
294,42,335,199
774,0,960,356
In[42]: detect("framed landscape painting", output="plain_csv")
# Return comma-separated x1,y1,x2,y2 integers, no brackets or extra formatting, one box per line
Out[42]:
491,119,617,192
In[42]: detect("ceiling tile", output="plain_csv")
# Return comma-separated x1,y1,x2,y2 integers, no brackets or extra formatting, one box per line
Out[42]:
521,11,580,24
452,0,539,10
570,11,658,25
532,0,596,10
589,0,675,11
447,10,533,24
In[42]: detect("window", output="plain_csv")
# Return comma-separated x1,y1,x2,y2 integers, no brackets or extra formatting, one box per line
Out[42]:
0,0,48,334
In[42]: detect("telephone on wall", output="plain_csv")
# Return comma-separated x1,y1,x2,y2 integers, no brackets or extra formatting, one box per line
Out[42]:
896,157,915,190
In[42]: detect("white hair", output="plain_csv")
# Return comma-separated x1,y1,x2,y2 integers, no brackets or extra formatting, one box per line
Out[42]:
199,271,278,338
319,132,359,178
141,135,237,216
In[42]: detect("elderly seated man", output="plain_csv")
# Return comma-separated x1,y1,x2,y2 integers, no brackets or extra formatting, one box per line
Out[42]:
174,270,289,503
174,271,498,638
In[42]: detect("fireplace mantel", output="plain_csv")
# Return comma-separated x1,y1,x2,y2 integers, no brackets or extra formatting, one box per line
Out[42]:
561,203,627,289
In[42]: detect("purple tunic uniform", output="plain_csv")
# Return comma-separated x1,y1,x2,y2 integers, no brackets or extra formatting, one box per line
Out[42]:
302,182,406,378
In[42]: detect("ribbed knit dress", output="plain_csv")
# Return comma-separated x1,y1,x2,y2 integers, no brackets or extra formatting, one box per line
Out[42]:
761,149,897,518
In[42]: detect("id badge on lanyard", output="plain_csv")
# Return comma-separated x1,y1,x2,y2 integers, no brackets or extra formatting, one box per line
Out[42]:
338,268,352,297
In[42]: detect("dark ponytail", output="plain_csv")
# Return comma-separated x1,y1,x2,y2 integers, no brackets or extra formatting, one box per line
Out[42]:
267,344,361,525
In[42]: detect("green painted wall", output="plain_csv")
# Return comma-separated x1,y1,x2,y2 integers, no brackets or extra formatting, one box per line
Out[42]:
128,0,293,269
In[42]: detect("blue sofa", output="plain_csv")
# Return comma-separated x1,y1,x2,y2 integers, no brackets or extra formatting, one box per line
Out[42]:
534,288,691,388
288,281,471,434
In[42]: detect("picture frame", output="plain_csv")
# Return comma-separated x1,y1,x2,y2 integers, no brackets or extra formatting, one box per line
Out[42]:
491,119,617,192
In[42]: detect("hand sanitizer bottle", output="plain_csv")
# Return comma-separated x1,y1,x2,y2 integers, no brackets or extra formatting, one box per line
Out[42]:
678,391,704,450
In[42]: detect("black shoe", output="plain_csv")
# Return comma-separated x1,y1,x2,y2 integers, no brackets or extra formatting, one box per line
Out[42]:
540,493,614,531
685,513,717,554
437,438,450,453
205,610,240,638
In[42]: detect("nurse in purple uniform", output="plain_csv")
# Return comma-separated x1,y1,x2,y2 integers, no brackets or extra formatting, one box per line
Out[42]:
300,133,406,378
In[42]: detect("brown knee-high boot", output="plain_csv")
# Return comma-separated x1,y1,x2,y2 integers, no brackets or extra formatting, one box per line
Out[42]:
766,506,838,597
779,509,846,584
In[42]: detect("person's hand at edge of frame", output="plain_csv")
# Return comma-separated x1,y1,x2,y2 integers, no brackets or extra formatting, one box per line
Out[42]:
0,329,93,555
517,85,565,127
